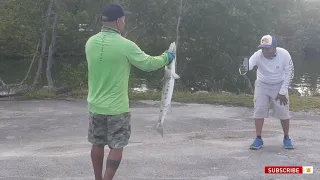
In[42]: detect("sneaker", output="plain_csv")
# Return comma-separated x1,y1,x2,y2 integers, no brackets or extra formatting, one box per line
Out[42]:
250,138,263,150
283,137,294,149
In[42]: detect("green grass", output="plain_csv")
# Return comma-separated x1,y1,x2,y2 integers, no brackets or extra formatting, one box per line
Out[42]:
21,89,320,112
129,91,320,112
21,91,57,99
130,91,254,107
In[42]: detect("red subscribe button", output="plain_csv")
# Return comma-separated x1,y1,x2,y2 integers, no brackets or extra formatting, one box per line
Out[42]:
265,166,313,174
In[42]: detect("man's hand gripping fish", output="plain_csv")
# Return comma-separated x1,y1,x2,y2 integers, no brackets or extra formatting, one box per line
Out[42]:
155,42,180,137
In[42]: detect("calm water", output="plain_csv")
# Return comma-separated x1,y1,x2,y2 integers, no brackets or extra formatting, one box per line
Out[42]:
1,55,319,96
291,55,320,96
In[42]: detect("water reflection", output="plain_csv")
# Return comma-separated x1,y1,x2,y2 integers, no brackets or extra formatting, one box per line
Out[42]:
292,73,320,96
0,56,319,96
291,56,320,96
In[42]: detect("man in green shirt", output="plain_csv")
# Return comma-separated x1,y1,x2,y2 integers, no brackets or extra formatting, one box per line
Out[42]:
85,3,175,180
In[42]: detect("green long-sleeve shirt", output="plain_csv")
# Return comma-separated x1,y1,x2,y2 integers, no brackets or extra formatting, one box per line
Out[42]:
85,27,169,115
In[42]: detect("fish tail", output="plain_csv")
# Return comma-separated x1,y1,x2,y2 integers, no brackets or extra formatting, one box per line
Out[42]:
155,115,164,137
155,120,164,137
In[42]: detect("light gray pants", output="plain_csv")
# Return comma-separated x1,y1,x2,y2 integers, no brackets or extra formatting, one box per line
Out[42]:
253,80,291,120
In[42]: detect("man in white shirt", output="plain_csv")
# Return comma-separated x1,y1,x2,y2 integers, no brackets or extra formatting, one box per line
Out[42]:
240,35,295,150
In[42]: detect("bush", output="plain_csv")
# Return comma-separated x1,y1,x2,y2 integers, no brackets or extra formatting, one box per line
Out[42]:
60,61,88,88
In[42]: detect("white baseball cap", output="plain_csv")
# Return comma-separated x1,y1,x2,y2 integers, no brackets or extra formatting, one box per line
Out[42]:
258,35,277,48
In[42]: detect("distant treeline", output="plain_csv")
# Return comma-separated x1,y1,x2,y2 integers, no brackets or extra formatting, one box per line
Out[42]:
1,0,319,92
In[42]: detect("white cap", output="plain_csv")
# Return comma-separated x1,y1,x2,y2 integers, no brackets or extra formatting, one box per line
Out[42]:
258,35,277,48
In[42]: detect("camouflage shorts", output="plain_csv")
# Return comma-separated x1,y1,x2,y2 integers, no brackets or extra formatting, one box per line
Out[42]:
88,112,131,149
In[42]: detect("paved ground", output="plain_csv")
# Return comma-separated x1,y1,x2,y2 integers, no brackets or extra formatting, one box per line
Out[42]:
0,99,319,180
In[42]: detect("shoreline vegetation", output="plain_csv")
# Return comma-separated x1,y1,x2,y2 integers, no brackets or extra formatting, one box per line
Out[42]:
17,88,320,113
1,0,320,117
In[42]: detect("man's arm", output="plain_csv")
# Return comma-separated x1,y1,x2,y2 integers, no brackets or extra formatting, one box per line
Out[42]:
125,40,170,72
248,51,258,71
279,52,294,95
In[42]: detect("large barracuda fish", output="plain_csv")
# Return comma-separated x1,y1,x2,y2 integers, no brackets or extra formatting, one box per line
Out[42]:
155,42,180,137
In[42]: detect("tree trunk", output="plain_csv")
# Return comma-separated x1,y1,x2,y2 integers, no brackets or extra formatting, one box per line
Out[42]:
32,33,46,87
0,77,6,86
175,0,185,75
32,0,54,87
20,40,40,85
46,0,60,90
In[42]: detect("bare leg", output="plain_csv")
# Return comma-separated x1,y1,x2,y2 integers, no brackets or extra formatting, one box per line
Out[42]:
103,148,123,180
91,145,105,180
281,119,294,148
280,119,290,138
250,118,265,149
255,118,264,137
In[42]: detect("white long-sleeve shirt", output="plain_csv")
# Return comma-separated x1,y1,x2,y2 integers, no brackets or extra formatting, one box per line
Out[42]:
248,47,294,95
